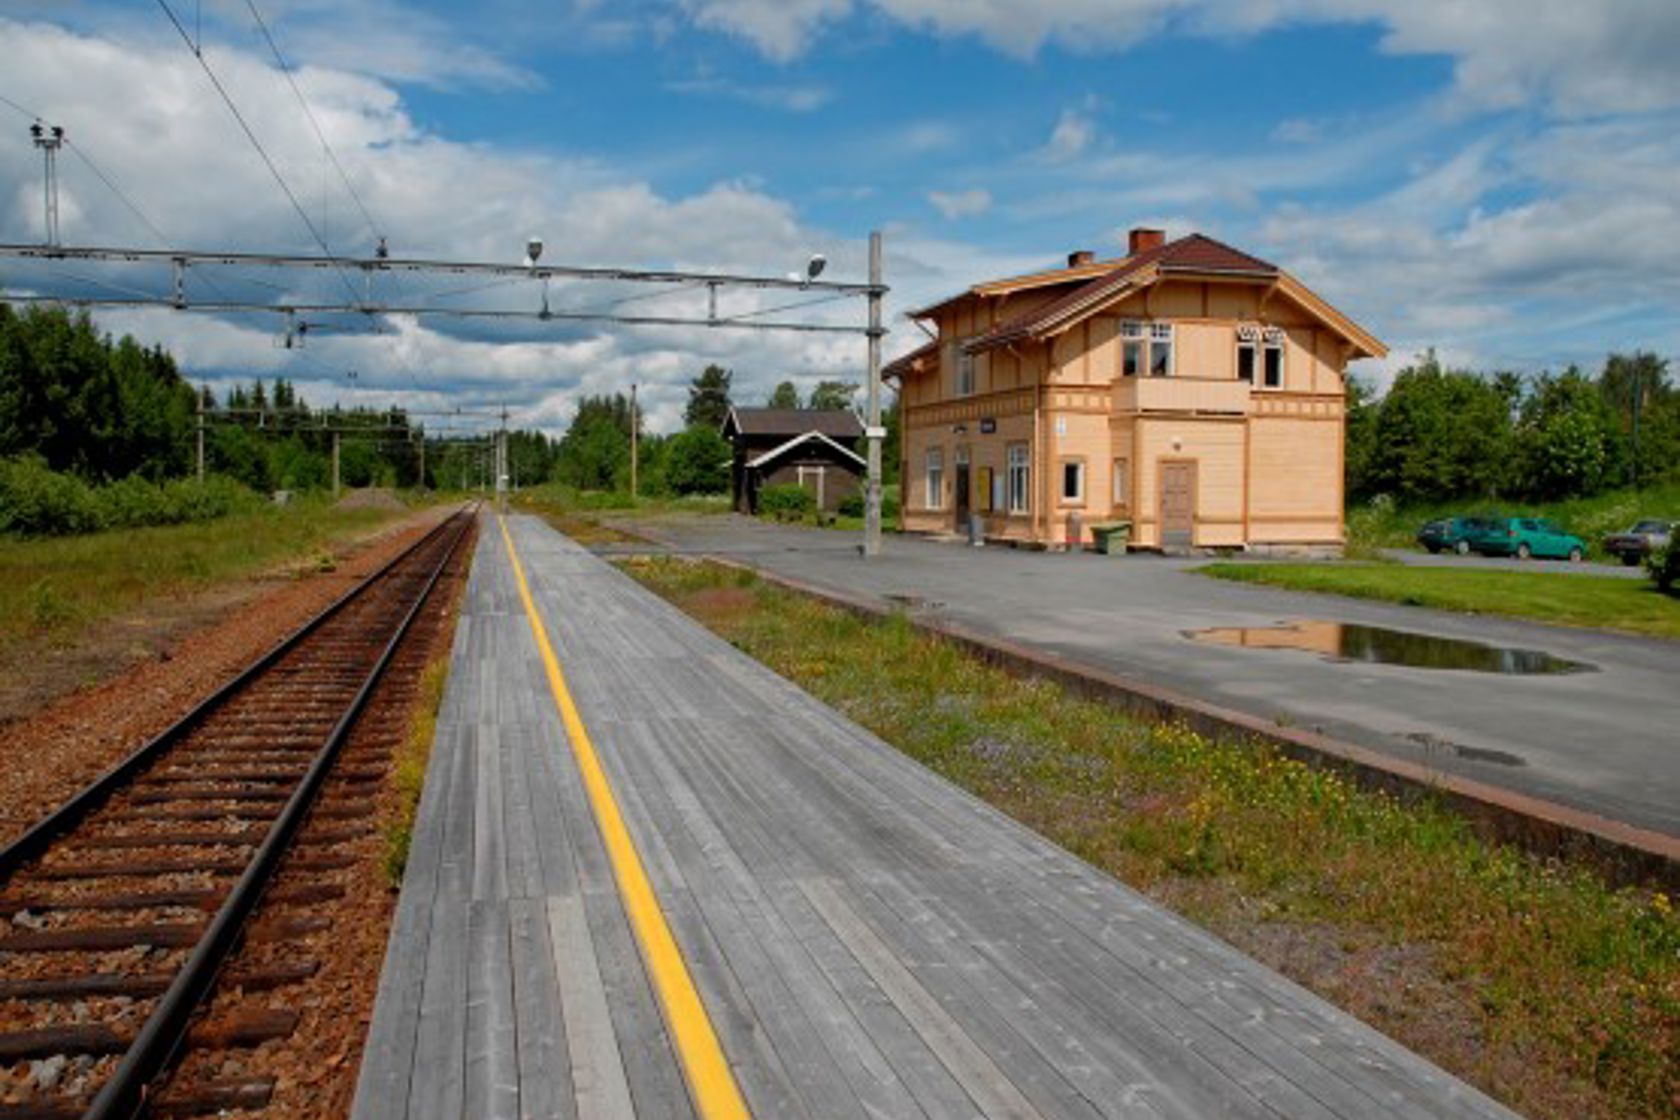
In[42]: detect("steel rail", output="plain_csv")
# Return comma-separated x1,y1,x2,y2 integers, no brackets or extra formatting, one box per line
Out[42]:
0,507,469,881
84,506,476,1119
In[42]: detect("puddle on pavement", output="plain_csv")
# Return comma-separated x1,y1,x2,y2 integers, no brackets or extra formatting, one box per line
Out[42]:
1184,620,1592,675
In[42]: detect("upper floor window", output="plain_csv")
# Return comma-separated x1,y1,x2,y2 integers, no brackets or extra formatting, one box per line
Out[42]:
1060,458,1085,506
1262,327,1286,388
1236,324,1258,383
1149,323,1174,377
956,347,976,396
1121,320,1174,377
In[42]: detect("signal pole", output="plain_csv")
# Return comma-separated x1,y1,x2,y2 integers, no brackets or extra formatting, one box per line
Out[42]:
863,230,884,558
29,124,63,247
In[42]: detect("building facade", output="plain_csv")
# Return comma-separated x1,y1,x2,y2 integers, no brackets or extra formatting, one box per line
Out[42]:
885,229,1386,551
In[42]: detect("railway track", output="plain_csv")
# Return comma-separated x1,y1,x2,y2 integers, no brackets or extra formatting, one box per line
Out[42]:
0,506,477,1119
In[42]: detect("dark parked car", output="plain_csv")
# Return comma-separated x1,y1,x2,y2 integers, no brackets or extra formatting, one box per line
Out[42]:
1469,517,1586,561
1417,515,1503,555
1603,520,1675,566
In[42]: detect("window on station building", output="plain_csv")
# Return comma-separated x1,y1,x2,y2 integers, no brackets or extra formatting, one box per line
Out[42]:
1060,458,1085,505
1236,324,1258,382
1262,327,1286,388
1149,322,1174,377
1006,443,1030,514
1112,459,1129,506
924,447,944,509
1120,320,1144,377
955,347,976,396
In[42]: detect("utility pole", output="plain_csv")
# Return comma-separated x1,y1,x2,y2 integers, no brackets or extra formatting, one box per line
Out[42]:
417,431,427,493
629,383,639,500
497,406,509,511
863,229,885,558
29,124,63,247
195,385,206,484
331,430,341,498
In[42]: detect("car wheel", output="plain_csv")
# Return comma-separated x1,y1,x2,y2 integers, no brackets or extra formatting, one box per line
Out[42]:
1622,554,1640,567
1568,546,1583,563
1424,544,1440,554
1516,542,1531,560
1453,539,1470,555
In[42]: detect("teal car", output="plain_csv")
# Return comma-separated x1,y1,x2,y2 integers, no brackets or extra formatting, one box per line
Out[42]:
1417,515,1502,555
1469,517,1586,561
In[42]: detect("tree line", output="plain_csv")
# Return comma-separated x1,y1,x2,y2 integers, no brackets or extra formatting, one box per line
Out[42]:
1346,351,1678,504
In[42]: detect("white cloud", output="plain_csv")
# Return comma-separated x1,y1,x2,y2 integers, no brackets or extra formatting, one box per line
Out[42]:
685,1,1680,116
0,17,925,435
926,188,991,220
1041,108,1095,161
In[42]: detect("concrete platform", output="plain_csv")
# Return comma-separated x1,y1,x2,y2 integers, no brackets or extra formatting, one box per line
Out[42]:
621,514,1680,840
353,512,1517,1119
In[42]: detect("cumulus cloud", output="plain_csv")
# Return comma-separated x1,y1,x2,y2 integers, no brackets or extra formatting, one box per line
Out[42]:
684,1,1680,116
0,16,942,434
926,188,991,220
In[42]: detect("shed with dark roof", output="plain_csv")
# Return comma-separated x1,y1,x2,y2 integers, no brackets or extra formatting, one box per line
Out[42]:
721,407,866,514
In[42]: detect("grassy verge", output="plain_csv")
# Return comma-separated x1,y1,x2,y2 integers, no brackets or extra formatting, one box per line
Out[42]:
0,496,413,643
622,556,1677,1120
1347,479,1680,556
512,485,730,545
383,654,453,885
1200,562,1680,640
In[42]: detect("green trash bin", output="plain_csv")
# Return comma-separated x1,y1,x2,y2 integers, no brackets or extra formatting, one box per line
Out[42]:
1090,520,1132,555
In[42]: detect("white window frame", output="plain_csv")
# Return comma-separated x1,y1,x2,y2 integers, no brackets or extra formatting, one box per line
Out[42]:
1262,327,1286,389
1112,459,1129,507
1006,443,1030,514
1120,319,1144,377
924,447,944,509
955,346,976,397
1059,458,1085,506
1149,322,1174,378
1236,324,1258,383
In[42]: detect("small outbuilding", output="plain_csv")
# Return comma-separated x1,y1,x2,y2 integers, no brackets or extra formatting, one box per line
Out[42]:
721,407,866,514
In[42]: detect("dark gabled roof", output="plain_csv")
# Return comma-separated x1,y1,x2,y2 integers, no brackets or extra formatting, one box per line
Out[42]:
969,234,1278,353
722,407,864,440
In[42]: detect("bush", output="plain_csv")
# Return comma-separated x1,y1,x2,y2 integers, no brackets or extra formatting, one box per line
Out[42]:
0,458,261,537
0,457,104,535
838,493,864,518
758,483,815,521
665,427,731,495
1649,542,1679,593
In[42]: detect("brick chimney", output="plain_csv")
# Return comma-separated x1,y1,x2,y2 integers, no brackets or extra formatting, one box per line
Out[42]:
1128,227,1165,255
1067,250,1095,267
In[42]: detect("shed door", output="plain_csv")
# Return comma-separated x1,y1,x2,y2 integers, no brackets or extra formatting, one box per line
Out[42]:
1159,461,1196,548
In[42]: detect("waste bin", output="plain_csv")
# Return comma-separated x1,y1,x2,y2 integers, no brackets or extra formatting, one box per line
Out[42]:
1090,520,1132,555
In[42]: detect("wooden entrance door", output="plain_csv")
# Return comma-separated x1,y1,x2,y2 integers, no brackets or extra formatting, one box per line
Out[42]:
1159,460,1196,548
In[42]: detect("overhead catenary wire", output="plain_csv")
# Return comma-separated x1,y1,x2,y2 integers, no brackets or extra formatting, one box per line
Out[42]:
154,0,364,307
242,0,383,247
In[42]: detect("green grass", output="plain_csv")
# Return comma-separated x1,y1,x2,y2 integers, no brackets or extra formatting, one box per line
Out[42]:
0,495,411,642
1201,562,1680,640
1348,479,1680,557
383,655,453,885
623,556,1678,1120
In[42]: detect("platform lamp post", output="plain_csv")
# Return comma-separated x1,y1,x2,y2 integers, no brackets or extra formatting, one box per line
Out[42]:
29,123,63,248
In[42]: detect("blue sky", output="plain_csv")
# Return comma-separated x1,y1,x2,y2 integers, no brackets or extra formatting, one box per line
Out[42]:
1,1,1677,433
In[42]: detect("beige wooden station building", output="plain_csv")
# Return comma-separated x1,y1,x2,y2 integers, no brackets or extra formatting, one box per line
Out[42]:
885,228,1385,552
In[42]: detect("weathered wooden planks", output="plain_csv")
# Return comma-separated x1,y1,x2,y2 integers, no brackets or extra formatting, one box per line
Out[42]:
352,515,1519,1120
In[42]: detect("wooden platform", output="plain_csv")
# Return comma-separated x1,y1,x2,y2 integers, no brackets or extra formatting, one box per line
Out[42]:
353,513,1517,1119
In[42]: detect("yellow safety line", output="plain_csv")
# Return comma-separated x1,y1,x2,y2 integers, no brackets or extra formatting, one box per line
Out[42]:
497,515,751,1120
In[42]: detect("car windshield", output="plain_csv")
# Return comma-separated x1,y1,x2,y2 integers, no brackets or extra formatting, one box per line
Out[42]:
1632,520,1668,533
